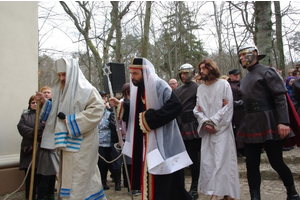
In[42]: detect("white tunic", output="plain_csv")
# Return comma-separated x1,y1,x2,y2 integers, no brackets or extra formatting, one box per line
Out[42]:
193,79,240,199
41,88,106,200
40,58,106,200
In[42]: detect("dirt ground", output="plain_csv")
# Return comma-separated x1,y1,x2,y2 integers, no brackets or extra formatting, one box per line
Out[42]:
1,147,300,200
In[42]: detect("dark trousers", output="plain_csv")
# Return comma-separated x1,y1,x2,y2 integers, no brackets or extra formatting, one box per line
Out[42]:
98,147,113,183
24,168,41,200
153,169,192,200
244,140,295,190
184,138,200,182
37,174,56,199
111,144,122,170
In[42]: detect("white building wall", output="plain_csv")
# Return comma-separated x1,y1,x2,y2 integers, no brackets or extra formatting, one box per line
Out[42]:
0,2,38,168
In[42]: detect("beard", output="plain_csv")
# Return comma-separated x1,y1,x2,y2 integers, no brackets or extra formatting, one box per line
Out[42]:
201,73,215,82
61,83,65,91
132,77,144,87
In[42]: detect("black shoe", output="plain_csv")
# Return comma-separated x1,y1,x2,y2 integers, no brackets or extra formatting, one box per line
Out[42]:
189,190,199,200
189,181,199,200
115,182,121,191
287,195,300,200
283,147,291,151
250,189,261,200
103,184,109,190
130,190,142,196
114,169,122,191
286,185,300,200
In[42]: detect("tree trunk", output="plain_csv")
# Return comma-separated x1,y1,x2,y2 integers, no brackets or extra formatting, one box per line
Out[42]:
213,2,223,57
254,1,272,66
142,1,151,58
274,1,285,73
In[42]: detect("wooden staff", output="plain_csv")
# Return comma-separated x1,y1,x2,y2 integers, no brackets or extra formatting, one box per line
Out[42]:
29,71,42,200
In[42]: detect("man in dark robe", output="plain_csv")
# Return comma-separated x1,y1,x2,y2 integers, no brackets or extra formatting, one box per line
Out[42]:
109,57,192,200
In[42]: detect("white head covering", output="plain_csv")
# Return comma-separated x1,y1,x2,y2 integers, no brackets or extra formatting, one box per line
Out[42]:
123,57,192,175
40,58,93,150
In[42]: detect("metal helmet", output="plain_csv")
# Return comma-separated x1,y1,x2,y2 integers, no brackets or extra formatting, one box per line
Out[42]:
238,44,266,68
178,63,194,83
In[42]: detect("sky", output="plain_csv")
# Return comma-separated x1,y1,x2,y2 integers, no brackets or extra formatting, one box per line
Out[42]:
38,1,300,61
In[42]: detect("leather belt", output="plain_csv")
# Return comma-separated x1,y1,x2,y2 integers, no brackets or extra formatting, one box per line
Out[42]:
244,98,274,114
180,111,197,123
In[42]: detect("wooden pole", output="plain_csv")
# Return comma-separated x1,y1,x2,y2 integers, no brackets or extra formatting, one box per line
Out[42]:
29,73,42,200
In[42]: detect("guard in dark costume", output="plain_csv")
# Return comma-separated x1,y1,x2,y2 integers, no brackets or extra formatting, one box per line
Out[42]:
236,44,300,200
175,63,200,200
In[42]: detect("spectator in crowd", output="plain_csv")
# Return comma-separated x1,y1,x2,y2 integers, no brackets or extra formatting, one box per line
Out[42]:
169,78,178,90
288,69,295,77
17,95,44,200
220,75,229,80
292,69,300,79
286,76,296,101
98,90,123,191
97,91,113,190
36,86,59,200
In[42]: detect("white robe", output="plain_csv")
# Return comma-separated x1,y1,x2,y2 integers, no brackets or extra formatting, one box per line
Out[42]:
193,79,240,199
40,88,106,200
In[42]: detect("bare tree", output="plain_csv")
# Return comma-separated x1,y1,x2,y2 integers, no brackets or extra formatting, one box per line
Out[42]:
141,1,152,57
274,1,285,74
59,1,132,89
213,2,224,57
60,1,103,87
39,1,300,83
105,1,133,64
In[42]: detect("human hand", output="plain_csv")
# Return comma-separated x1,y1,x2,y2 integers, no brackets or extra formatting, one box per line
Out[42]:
197,105,202,112
277,124,290,138
204,124,217,134
109,97,120,107
222,99,228,107
104,101,111,109
35,91,46,104
118,140,124,148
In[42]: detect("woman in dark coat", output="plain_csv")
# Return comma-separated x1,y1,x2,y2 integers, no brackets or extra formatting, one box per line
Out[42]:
17,95,44,200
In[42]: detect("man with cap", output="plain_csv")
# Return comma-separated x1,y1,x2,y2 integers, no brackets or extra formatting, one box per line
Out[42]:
228,69,245,157
236,44,300,200
109,57,192,200
36,58,107,200
174,63,200,200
